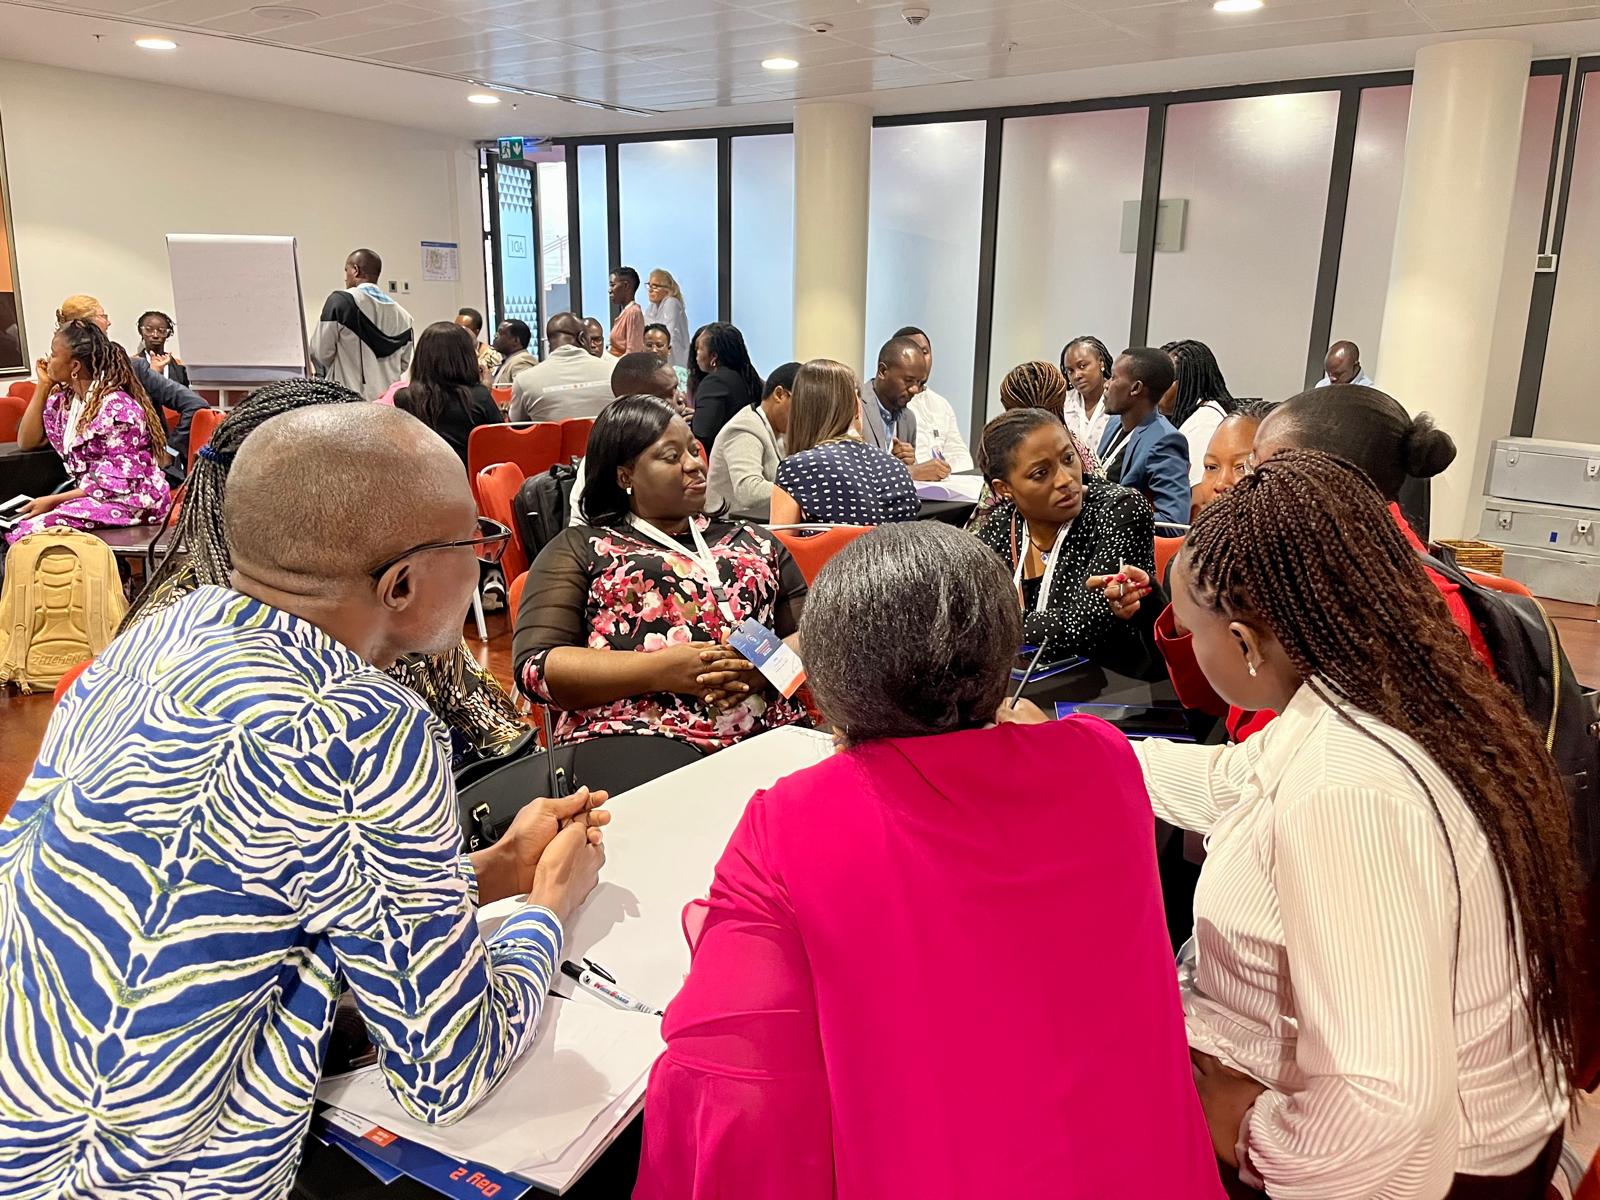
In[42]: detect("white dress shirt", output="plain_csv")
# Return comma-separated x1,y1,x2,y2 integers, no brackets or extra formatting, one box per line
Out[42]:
1137,683,1565,1198
907,387,974,472
1065,388,1111,453
1177,400,1228,487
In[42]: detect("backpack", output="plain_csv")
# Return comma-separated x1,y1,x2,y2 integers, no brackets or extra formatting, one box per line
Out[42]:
0,529,128,693
1424,545,1600,881
513,463,578,565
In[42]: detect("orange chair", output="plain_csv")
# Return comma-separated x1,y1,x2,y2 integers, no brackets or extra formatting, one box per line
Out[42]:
508,570,528,620
161,406,180,436
492,385,513,409
52,658,93,704
7,379,35,402
469,424,561,504
1154,535,1184,586
1465,568,1535,599
186,407,226,470
560,417,594,462
0,394,25,442
772,525,871,585
476,462,530,581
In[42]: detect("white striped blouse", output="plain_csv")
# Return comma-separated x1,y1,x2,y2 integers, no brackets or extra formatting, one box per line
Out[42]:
1137,682,1566,1198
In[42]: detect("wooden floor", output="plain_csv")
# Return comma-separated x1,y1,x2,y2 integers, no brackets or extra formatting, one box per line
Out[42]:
2,601,1598,816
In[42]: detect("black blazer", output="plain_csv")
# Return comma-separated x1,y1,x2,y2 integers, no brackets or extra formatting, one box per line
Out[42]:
690,367,759,452
974,478,1163,677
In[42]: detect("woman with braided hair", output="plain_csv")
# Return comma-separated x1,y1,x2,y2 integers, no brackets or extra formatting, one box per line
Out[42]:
1160,339,1238,486
1030,448,1580,1197
123,378,530,769
1059,334,1114,449
968,361,1100,533
9,320,171,544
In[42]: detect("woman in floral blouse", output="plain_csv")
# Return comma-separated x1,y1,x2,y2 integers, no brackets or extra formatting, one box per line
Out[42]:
513,395,808,753
8,320,171,545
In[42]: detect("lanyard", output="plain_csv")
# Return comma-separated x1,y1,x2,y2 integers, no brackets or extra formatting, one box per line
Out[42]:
1100,423,1133,473
628,515,739,630
1010,515,1071,614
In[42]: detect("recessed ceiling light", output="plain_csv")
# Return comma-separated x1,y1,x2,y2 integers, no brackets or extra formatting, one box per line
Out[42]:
134,36,178,50
1212,0,1264,11
762,56,799,71
467,93,502,105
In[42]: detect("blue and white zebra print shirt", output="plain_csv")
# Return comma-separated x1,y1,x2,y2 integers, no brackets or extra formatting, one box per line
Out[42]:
0,586,563,1199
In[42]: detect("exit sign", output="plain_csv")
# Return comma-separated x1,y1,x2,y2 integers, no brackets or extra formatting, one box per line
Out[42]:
497,136,524,162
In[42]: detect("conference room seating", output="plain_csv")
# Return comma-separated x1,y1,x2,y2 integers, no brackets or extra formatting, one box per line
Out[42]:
492,385,513,409
6,379,34,402
469,423,562,504
185,407,226,471
770,524,871,585
1155,535,1185,585
560,417,594,463
476,462,530,582
1467,569,1536,599
0,394,23,441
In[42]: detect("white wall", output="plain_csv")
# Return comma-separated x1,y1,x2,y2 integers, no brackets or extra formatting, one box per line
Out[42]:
0,60,485,372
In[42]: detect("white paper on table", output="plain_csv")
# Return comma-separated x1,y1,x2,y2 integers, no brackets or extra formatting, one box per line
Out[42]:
914,474,985,503
316,997,664,1176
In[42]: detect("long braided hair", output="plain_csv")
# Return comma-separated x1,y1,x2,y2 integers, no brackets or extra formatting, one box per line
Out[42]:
54,320,169,467
1059,334,1112,387
1183,448,1580,1098
996,361,1099,475
122,378,362,628
1163,338,1236,428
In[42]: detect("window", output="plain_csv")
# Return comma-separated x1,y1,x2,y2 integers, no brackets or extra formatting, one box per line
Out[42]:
731,133,796,379
618,139,719,344
576,144,610,325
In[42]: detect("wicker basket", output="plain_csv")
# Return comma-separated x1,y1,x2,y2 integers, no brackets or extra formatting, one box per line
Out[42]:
1437,538,1505,575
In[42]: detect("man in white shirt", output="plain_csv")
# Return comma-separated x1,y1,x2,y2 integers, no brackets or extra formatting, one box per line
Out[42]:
1314,340,1375,389
509,313,616,423
309,248,414,401
893,325,974,474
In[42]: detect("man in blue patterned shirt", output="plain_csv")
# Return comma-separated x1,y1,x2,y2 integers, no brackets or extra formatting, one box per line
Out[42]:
0,405,607,1199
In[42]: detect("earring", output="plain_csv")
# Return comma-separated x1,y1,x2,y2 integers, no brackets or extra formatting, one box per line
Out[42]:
625,485,633,495
1248,662,1258,677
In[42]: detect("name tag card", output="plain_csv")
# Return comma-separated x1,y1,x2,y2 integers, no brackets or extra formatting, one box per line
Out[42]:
729,618,806,698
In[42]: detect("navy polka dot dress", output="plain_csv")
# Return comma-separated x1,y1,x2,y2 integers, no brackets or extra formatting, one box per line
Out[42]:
775,439,920,525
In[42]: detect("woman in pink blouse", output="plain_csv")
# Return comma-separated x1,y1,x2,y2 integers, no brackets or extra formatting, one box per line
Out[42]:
9,320,171,545
635,522,1222,1200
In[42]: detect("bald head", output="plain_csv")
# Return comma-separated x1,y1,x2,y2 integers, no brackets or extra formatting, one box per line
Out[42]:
612,351,675,400
225,404,473,587
547,312,584,349
1324,340,1362,385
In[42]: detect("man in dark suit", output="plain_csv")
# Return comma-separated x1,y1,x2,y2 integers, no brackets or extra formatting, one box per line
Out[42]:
1098,347,1190,526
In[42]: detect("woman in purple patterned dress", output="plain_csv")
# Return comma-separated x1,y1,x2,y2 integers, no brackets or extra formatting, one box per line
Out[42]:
514,395,809,754
8,320,171,545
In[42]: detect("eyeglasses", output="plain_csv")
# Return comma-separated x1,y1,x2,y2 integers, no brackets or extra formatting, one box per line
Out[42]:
367,517,510,580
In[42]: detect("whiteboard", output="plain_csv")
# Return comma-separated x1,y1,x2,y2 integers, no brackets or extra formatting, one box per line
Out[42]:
165,234,308,385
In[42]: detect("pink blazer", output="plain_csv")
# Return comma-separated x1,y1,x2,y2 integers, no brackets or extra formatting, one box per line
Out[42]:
635,717,1223,1199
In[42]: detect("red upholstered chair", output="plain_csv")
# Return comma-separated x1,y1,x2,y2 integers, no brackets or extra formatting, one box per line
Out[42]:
1465,568,1535,599
52,658,93,704
560,417,594,462
771,525,871,586
491,385,513,409
476,462,530,582
6,379,35,402
186,407,226,471
0,394,25,442
468,424,561,504
1154,535,1184,587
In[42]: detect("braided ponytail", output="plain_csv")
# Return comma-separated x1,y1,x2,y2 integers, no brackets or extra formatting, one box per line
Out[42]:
1183,448,1580,1100
123,378,362,627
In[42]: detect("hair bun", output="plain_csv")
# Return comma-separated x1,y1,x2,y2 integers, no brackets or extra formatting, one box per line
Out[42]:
1403,412,1457,479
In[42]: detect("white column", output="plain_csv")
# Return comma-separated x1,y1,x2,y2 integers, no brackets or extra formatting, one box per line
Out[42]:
1377,38,1531,539
793,101,871,365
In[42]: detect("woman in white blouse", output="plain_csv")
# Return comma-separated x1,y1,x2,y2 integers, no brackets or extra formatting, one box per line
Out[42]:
1012,448,1581,1199
643,269,692,370
1161,339,1237,488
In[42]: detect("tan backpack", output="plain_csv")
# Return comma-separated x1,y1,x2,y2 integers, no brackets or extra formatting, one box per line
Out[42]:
0,529,127,693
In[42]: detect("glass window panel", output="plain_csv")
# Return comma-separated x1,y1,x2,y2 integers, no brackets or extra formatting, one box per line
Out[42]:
1537,71,1600,442
988,107,1149,422
577,144,610,327
731,133,795,379
1147,91,1341,401
495,160,538,335
1328,85,1411,379
619,139,719,352
865,121,986,440
535,157,572,333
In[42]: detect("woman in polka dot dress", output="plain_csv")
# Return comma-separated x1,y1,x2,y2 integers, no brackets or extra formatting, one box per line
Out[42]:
770,359,919,526
7,320,172,545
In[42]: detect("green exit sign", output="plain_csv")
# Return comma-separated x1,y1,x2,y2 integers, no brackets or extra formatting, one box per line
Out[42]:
497,137,524,162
